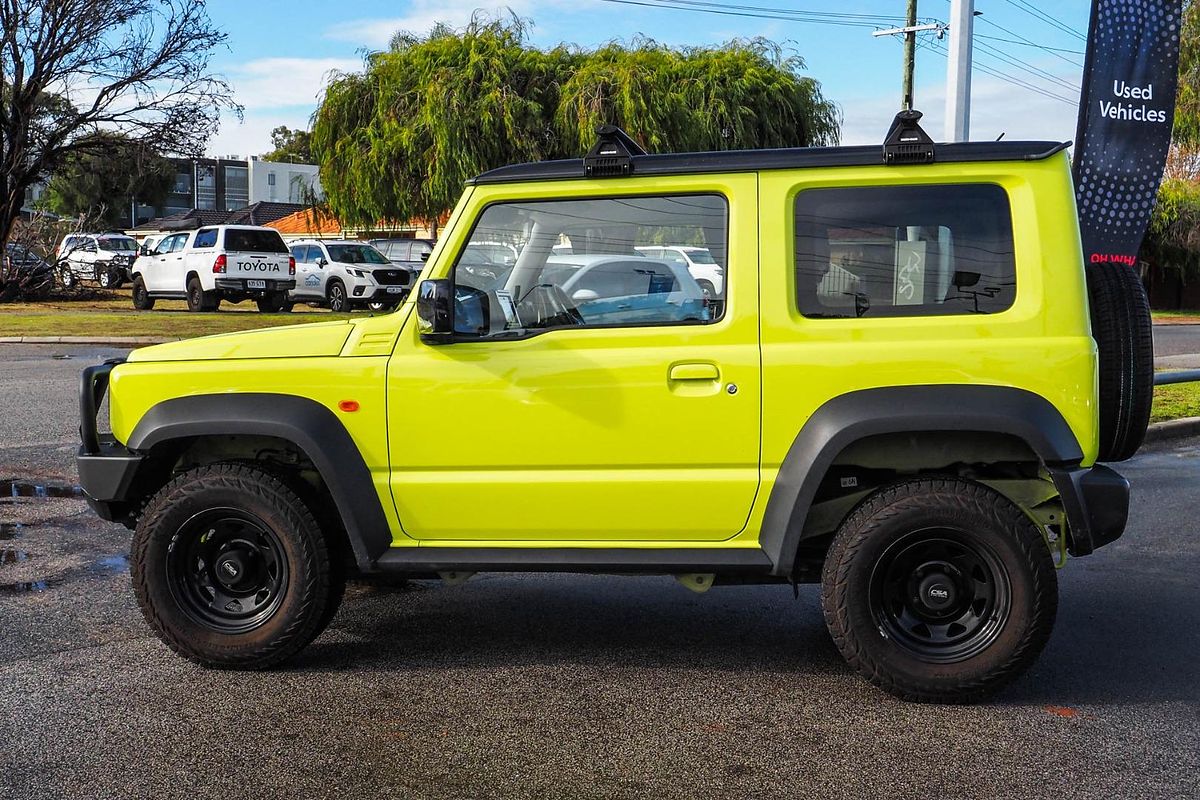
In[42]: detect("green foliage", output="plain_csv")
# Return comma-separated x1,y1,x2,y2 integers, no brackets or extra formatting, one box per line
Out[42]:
1143,179,1200,278
1176,1,1200,147
262,126,314,163
311,14,840,229
44,133,175,227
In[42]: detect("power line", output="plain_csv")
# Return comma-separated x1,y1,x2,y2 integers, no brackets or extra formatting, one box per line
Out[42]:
974,33,1085,56
972,38,1080,94
974,14,1085,68
999,0,1088,42
920,36,1076,105
592,0,911,28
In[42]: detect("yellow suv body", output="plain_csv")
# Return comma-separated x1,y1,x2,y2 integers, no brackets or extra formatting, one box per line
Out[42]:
77,124,1129,702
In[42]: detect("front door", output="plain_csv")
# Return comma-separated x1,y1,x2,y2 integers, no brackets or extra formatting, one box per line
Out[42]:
386,177,760,544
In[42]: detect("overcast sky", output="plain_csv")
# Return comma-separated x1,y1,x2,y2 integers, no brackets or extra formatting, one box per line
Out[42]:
204,0,1090,158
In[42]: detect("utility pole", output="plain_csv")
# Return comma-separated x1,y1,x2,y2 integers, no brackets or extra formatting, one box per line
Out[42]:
945,0,975,140
873,12,940,112
902,0,918,111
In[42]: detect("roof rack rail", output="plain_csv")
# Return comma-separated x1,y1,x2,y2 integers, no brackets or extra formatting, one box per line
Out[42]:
584,125,647,178
883,110,935,165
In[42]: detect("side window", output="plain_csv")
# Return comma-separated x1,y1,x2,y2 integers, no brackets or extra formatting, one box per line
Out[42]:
156,235,176,253
452,194,727,337
393,241,411,261
193,228,218,248
290,245,307,261
794,184,1015,319
82,238,97,252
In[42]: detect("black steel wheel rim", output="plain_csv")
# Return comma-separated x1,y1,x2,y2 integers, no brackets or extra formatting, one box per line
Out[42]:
166,508,289,633
868,528,1011,663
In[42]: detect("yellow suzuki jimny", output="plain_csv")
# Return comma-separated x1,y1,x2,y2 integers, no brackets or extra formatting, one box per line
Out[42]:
78,115,1134,703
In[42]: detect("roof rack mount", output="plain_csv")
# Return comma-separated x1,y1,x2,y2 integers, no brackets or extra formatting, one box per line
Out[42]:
583,125,647,178
883,110,936,165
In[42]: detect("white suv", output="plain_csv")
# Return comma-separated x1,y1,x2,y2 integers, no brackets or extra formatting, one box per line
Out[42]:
55,232,139,288
288,239,412,312
130,225,296,313
634,245,724,297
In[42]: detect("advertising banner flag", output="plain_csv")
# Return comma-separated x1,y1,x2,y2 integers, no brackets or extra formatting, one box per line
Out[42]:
1073,0,1183,266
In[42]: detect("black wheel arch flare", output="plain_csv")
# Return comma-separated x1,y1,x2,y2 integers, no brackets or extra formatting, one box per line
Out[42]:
759,385,1091,576
126,393,392,570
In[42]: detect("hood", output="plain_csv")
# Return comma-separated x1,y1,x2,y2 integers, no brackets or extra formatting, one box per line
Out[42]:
127,320,353,363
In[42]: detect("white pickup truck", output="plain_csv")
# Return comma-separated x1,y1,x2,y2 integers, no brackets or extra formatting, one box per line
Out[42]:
130,225,297,312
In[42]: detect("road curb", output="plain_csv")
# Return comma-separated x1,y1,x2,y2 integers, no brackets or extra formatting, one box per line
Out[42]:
0,336,174,345
1144,416,1200,443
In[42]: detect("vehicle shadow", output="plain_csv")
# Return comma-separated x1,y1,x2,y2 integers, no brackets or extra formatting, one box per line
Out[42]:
294,567,1199,707
296,575,848,679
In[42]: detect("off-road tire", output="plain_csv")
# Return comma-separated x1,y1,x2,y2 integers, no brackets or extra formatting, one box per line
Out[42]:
1087,262,1153,461
256,292,292,313
821,478,1058,704
131,463,335,669
186,277,219,312
131,276,155,310
326,279,349,313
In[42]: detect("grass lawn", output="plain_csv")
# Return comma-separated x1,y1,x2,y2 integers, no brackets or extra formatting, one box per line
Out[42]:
1152,381,1200,423
0,292,358,338
1151,309,1200,324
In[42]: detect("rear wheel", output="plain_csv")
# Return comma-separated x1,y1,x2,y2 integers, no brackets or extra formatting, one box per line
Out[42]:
131,276,155,310
326,279,349,313
131,463,339,668
186,277,219,312
366,301,397,313
821,478,1057,703
1087,263,1153,461
256,292,292,313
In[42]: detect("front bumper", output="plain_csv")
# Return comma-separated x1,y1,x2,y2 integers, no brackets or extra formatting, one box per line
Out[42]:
77,360,144,524
354,284,410,302
1048,463,1130,556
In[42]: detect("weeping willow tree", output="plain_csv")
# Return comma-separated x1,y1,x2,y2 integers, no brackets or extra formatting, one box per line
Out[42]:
311,15,840,230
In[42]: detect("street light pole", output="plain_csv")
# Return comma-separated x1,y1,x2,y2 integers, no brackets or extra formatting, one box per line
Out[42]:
945,0,974,141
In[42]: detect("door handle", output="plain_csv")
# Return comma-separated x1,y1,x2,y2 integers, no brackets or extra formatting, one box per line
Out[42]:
668,363,720,382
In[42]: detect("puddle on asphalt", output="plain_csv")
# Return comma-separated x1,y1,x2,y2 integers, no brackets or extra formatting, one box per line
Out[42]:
0,522,23,540
0,579,54,595
0,480,84,499
92,554,129,573
0,548,29,565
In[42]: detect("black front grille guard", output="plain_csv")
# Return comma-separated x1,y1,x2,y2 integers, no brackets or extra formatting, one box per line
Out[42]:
79,358,125,454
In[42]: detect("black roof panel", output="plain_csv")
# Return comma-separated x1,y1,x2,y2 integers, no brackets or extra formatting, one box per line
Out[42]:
471,140,1070,185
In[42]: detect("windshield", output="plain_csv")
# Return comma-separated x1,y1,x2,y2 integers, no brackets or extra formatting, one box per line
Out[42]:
98,237,137,252
326,244,390,265
685,249,717,264
223,228,288,253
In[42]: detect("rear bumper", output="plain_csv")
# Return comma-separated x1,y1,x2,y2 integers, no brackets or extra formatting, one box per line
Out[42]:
1048,463,1130,556
215,278,296,294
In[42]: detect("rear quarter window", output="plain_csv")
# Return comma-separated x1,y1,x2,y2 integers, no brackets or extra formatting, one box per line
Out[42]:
223,229,288,254
794,184,1016,319
193,229,218,248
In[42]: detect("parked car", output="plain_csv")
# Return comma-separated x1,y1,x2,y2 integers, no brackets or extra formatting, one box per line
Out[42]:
55,232,139,288
79,117,1135,704
635,245,725,297
3,243,55,292
138,234,166,257
288,239,412,312
129,225,295,312
369,238,435,284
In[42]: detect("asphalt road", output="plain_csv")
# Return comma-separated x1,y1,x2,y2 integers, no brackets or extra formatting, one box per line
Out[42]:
1151,322,1200,357
1,343,1199,798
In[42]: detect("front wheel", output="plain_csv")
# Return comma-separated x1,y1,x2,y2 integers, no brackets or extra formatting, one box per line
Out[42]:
326,279,349,313
366,300,398,313
821,478,1057,703
98,264,123,288
131,463,339,668
131,276,155,310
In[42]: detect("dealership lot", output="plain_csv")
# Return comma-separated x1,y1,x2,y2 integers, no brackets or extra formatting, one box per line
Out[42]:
1,343,1198,799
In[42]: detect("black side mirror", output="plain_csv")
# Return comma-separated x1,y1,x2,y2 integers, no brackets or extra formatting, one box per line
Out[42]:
952,270,981,289
416,279,453,344
316,257,328,268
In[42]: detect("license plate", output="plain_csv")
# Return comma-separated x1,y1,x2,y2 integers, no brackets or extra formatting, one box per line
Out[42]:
386,286,404,294
247,279,266,289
